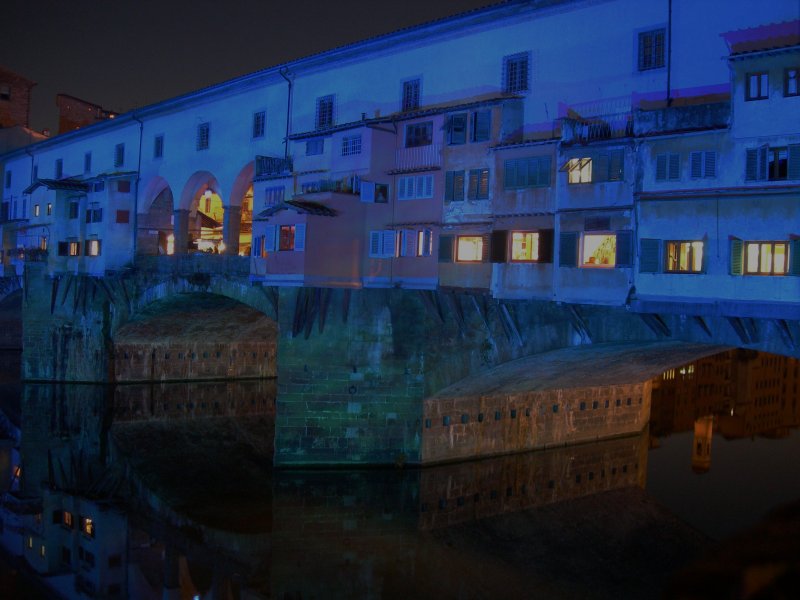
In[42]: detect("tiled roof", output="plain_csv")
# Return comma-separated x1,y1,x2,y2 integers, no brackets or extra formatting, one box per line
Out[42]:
22,178,90,195
255,200,338,219
723,20,800,56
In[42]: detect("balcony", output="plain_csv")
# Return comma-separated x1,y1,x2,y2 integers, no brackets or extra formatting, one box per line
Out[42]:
255,155,293,178
393,143,442,173
633,102,730,136
561,113,633,145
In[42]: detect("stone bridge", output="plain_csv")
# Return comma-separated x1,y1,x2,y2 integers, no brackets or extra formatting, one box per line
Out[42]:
18,256,800,465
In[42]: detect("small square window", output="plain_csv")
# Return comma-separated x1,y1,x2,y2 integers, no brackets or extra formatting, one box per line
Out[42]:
341,135,361,156
456,235,485,262
306,139,324,156
405,121,433,148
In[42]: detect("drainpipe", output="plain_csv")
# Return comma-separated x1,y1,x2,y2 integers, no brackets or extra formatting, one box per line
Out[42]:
279,68,293,159
666,0,673,107
131,113,144,260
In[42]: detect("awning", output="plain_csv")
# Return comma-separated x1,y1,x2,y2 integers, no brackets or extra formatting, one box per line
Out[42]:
198,211,221,228
23,178,90,194
255,200,337,220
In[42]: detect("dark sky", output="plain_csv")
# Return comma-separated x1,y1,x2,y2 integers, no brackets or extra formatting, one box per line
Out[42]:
1,0,500,133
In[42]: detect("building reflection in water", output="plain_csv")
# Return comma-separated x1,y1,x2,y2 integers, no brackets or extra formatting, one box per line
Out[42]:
0,349,798,598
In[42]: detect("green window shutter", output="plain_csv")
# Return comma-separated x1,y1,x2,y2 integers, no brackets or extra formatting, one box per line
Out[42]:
668,153,680,180
438,234,454,263
745,148,757,181
538,228,554,263
704,151,717,178
453,171,465,201
789,239,800,276
559,232,578,267
449,113,467,145
490,230,508,263
690,151,703,178
655,154,667,180
444,171,454,202
639,238,661,273
609,149,624,181
467,169,479,200
593,153,609,183
758,146,768,180
615,230,633,267
539,156,551,186
478,169,489,199
730,239,744,275
472,110,491,142
787,144,800,180
504,159,517,189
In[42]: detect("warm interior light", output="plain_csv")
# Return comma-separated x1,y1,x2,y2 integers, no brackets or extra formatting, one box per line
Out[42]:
166,234,175,255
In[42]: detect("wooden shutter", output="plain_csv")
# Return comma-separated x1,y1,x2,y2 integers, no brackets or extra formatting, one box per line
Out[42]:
656,154,667,180
490,230,508,263
730,238,743,275
398,177,407,200
449,113,467,144
538,228,554,263
504,159,517,189
444,171,454,202
438,234,454,263
538,156,552,186
668,153,680,180
467,170,479,200
559,232,577,267
381,231,396,257
690,151,703,178
294,223,306,251
472,110,491,142
453,171,465,201
745,148,758,181
789,239,800,276
758,146,768,180
704,151,717,178
400,229,416,257
609,149,624,181
481,234,490,262
639,238,661,273
787,144,800,180
263,225,276,252
615,230,633,267
593,153,609,183
423,175,433,198
478,169,490,199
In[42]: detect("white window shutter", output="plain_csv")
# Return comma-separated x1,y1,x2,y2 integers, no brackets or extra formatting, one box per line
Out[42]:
398,177,407,200
294,223,306,251
690,151,702,178
704,151,717,178
424,175,433,197
361,181,375,202
369,231,381,256
264,225,276,252
400,229,416,257
381,230,397,257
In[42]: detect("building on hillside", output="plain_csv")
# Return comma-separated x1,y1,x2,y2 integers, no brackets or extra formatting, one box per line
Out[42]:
56,94,119,134
0,66,36,130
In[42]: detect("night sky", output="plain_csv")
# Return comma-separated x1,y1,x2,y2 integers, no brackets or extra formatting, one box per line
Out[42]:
1,0,499,133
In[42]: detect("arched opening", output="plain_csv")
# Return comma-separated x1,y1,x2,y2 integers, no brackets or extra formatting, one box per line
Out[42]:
178,172,225,255
138,178,174,255
239,184,254,256
228,162,256,256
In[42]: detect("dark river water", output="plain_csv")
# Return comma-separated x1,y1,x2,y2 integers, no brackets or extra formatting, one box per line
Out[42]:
0,348,798,599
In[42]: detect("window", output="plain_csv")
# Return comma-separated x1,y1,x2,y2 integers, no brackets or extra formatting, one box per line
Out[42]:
564,158,592,184
471,110,491,142
114,143,125,168
63,511,74,528
93,181,105,193
405,121,433,147
154,134,164,158
316,95,334,129
117,180,131,193
84,152,91,173
80,516,95,537
69,201,79,219
368,230,397,258
689,151,716,178
399,229,418,257
306,139,324,155
467,168,490,200
360,181,389,203
417,229,433,257
279,225,295,251
68,241,81,257
746,72,769,100
447,113,467,145
582,233,617,267
665,241,704,273
656,153,680,181
115,210,129,223
786,68,799,97
397,174,433,200
264,186,284,207
402,78,420,112
276,223,305,251
504,156,551,188
444,170,465,202
638,28,665,71
46,203,52,216
34,204,40,217
738,241,791,275
55,159,63,179
196,122,210,150
85,239,101,256
33,165,38,179
511,232,540,261
86,208,103,223
503,52,530,93
456,235,486,262
341,135,362,156
252,110,266,138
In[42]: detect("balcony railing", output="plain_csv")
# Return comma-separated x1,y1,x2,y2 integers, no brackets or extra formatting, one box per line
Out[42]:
561,113,633,144
255,155,293,178
394,143,442,172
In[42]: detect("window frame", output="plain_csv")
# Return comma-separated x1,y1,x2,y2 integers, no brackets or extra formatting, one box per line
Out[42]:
503,51,530,93
580,232,617,268
401,78,421,112
455,235,487,263
564,157,593,184
252,110,266,139
153,134,164,159
113,143,125,168
664,240,704,273
745,72,769,101
404,121,433,148
785,67,799,97
509,231,541,263
341,134,362,156
305,139,324,156
504,156,551,189
84,152,92,174
316,95,334,130
743,241,790,276
196,122,210,150
637,28,666,71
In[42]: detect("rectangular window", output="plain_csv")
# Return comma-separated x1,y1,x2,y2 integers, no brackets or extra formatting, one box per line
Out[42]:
117,180,131,193
306,139,324,156
85,208,103,223
33,204,40,217
504,156,551,189
689,151,717,178
279,225,295,251
69,201,79,219
252,110,266,138
63,511,74,528
511,232,540,262
114,143,125,168
467,168,490,200
447,113,467,145
55,159,63,179
94,181,105,193
316,95,334,129
402,78,420,112
564,157,592,184
456,235,486,262
196,122,210,150
397,174,433,200
84,152,91,173
154,134,164,158
655,153,681,181
638,28,665,71
115,210,130,224
341,135,362,156
785,68,799,97
264,186,284,207
417,229,432,257
582,233,616,267
399,229,417,257
68,241,80,257
665,241,704,273
767,147,788,180
80,516,94,537
746,72,769,100
360,181,389,203
444,170,465,202
744,241,790,275
470,110,491,142
405,121,433,147
85,239,101,257
46,203,52,216
503,52,530,93
368,230,397,258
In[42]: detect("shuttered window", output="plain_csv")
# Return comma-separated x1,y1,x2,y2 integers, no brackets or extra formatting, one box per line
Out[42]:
639,238,661,273
467,169,490,200
438,234,454,263
447,113,467,145
400,229,417,257
444,171,465,202
196,123,210,150
504,156,551,189
655,153,680,181
559,232,578,267
368,230,397,258
745,146,768,181
730,239,744,275
615,230,633,267
471,111,491,142
398,174,434,200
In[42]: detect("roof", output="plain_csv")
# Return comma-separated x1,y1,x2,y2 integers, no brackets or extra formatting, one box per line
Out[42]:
198,211,221,229
255,200,337,219
722,19,800,56
22,178,90,194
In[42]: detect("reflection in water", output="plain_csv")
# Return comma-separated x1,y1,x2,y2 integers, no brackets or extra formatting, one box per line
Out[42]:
0,349,798,598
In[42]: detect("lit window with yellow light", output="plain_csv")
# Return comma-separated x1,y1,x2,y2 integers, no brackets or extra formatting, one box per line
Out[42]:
666,241,703,273
581,234,616,267
745,242,789,275
511,232,540,262
80,516,95,538
564,158,592,184
86,239,101,257
456,236,484,262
